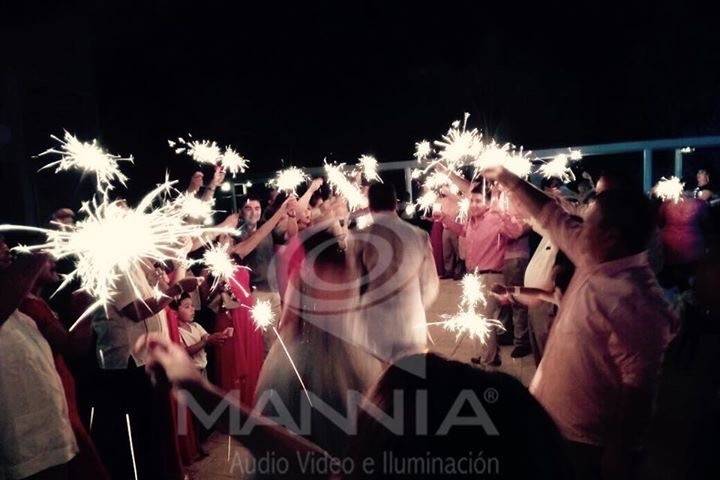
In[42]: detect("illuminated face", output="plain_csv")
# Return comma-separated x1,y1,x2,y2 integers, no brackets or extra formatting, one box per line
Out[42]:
177,297,195,323
469,193,485,216
697,169,710,187
242,200,262,225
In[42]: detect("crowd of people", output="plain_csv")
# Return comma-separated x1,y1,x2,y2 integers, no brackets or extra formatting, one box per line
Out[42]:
1,161,719,480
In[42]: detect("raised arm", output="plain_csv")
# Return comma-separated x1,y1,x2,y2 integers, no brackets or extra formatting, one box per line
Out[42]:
200,165,226,203
230,197,290,259
437,163,474,197
121,277,202,322
487,167,587,266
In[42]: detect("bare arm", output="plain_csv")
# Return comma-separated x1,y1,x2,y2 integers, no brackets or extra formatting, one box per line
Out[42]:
437,163,474,196
231,199,289,259
121,277,201,322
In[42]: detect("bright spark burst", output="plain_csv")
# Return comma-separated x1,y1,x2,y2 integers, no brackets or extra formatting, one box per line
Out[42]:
473,141,511,172
201,242,249,295
539,153,576,183
221,146,249,176
433,113,483,168
569,149,583,160
430,310,505,344
428,272,503,345
37,130,133,192
503,148,534,178
414,140,432,161
175,194,215,220
358,154,382,183
172,135,222,165
654,176,685,203
271,166,309,193
250,299,275,331
456,197,470,223
1,178,234,328
416,190,439,215
404,203,416,216
324,161,367,211
460,272,487,309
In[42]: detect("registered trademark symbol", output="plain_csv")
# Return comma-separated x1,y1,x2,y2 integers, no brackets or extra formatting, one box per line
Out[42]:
483,387,499,403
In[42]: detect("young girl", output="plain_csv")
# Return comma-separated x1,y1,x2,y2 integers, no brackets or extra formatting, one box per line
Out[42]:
172,294,229,376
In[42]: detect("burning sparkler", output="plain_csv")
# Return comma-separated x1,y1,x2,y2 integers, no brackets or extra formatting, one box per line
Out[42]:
324,161,367,211
433,113,483,168
171,135,222,165
428,272,504,346
271,166,309,194
200,242,251,297
250,300,313,406
414,140,432,161
1,178,235,329
538,153,576,183
416,190,439,216
37,131,133,192
220,146,249,176
357,154,382,183
654,176,685,203
175,194,215,220
456,197,470,223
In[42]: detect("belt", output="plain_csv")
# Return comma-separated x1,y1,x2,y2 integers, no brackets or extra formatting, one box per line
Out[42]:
475,269,502,275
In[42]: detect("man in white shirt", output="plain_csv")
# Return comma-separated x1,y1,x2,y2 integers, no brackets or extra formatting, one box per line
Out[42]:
485,165,677,479
92,262,201,480
351,183,439,363
0,243,77,480
0,309,78,480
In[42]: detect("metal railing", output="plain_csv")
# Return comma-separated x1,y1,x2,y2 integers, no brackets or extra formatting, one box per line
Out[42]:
227,136,720,205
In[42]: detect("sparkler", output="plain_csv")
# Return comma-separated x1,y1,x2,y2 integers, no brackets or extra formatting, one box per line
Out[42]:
171,135,222,165
428,272,504,346
538,153,576,183
324,161,367,211
433,113,483,168
503,148,534,178
357,154,382,183
1,178,235,329
416,190,439,215
175,194,215,220
414,140,432,161
456,197,470,223
201,242,250,296
250,300,313,406
271,166,309,194
220,146,249,176
654,176,685,203
37,130,133,192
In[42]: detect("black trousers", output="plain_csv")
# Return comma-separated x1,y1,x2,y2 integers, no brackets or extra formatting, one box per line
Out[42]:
91,362,183,480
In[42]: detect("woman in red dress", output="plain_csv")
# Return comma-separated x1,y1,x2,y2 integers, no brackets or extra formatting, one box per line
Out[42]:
19,256,110,480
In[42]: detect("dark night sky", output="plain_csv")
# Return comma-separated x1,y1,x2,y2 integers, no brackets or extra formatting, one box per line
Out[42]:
2,0,720,221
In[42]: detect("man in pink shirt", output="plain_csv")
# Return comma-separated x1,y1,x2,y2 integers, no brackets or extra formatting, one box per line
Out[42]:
440,183,524,366
484,166,677,479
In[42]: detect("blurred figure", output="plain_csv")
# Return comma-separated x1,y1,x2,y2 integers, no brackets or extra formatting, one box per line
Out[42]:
351,182,439,363
693,167,715,202
348,353,572,479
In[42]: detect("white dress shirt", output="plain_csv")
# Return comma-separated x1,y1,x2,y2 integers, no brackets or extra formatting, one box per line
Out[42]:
0,310,78,479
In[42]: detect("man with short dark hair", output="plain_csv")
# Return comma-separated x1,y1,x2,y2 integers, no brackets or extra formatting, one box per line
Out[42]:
352,182,439,361
484,165,677,479
237,193,283,335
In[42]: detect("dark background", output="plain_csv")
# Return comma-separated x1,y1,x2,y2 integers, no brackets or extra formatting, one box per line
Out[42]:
2,0,720,224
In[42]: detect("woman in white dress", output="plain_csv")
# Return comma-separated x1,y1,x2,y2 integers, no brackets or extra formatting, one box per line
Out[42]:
255,225,383,456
